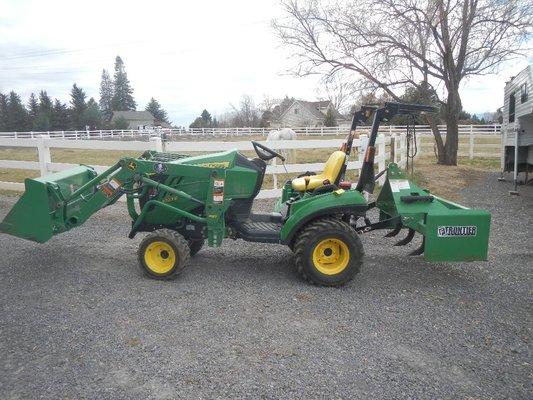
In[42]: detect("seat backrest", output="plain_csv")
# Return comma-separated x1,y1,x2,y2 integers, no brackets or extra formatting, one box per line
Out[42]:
322,151,346,184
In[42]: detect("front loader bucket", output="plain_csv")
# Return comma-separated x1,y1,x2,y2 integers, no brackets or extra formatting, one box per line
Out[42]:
377,164,491,262
0,166,97,243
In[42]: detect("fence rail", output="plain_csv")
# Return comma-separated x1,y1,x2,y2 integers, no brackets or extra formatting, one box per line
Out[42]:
0,134,406,198
0,124,501,140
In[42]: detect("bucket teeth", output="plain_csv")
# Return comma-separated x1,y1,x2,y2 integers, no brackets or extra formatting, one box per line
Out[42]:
408,237,425,256
385,225,402,238
394,228,415,246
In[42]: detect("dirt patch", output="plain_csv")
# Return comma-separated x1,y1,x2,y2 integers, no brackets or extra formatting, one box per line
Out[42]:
413,162,488,201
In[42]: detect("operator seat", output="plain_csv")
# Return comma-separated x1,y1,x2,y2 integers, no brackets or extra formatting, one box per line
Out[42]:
291,150,346,192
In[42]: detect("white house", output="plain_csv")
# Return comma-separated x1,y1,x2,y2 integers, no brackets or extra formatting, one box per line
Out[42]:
501,65,533,190
271,100,347,128
111,111,171,129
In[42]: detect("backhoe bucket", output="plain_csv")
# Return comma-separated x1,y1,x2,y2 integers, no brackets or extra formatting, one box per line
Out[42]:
377,164,491,262
0,166,97,243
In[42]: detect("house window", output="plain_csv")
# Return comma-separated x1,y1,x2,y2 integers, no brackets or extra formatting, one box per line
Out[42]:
520,83,528,103
509,93,515,123
294,108,299,115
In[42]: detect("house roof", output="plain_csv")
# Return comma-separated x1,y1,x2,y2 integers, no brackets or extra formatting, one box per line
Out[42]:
275,100,347,122
111,111,155,121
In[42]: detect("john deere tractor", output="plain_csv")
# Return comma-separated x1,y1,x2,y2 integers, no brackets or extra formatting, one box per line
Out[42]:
0,102,491,286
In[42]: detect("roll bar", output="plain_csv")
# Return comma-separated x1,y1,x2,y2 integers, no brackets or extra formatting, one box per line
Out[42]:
354,102,438,193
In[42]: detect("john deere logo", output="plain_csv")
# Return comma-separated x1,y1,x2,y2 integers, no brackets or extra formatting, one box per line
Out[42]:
437,226,477,237
127,161,137,171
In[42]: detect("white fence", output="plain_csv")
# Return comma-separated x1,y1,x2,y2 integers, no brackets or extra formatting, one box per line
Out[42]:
0,134,406,198
0,124,501,139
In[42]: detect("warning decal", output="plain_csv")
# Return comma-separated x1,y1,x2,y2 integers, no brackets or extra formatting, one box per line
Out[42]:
213,179,224,203
100,178,122,198
389,179,410,192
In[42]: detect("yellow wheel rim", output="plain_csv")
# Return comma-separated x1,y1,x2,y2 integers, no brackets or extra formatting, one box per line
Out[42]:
312,238,350,275
144,241,176,274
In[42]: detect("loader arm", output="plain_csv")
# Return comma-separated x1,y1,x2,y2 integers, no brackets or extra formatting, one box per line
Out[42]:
0,157,209,243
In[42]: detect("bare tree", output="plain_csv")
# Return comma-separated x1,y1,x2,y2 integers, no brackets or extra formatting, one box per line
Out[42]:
230,95,261,127
316,74,356,113
274,0,532,164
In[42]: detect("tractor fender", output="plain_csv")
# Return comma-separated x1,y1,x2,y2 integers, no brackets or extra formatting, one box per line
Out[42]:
280,190,367,245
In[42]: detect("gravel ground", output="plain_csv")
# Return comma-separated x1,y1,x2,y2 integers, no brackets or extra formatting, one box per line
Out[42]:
0,172,531,399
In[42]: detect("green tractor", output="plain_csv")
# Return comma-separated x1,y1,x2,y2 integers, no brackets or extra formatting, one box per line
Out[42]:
0,102,491,286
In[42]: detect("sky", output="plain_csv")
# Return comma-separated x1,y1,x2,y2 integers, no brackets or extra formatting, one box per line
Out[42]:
0,0,531,127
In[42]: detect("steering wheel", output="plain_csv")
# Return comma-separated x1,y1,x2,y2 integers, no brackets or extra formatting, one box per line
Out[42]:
251,141,286,162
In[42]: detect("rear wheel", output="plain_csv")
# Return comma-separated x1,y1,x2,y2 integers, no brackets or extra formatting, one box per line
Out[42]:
294,218,363,286
138,229,190,280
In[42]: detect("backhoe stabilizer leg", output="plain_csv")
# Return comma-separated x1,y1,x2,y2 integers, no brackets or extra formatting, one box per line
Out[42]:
408,237,425,256
385,225,402,238
394,228,415,246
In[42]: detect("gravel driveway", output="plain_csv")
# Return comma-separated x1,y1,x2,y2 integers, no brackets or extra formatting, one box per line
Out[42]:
0,172,531,399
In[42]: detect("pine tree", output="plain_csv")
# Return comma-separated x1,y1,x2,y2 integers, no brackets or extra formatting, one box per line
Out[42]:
201,109,212,125
70,84,87,130
99,69,114,122
33,90,53,131
111,56,136,111
145,98,169,124
0,93,8,131
84,98,102,129
6,91,29,131
33,112,50,131
27,93,39,128
39,90,53,116
51,99,69,130
323,108,337,127
113,116,129,129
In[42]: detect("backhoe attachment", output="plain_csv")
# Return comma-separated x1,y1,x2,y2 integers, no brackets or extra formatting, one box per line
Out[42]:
376,163,491,262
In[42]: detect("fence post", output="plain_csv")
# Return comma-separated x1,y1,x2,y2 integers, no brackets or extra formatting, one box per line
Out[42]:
469,125,474,159
377,134,386,185
390,134,396,164
37,135,51,177
398,133,406,168
272,157,278,189
150,136,163,152
414,133,422,159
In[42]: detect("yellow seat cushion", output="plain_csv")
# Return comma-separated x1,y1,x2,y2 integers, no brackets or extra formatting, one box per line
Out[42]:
292,151,346,191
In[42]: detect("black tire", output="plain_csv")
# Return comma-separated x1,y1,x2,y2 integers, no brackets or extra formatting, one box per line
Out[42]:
188,239,205,257
293,218,363,286
138,229,190,280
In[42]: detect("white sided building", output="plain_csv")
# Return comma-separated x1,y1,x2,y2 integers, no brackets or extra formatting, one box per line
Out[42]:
501,65,533,186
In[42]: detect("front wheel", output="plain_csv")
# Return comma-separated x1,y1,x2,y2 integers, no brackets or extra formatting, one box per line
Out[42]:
293,218,363,286
138,229,190,280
